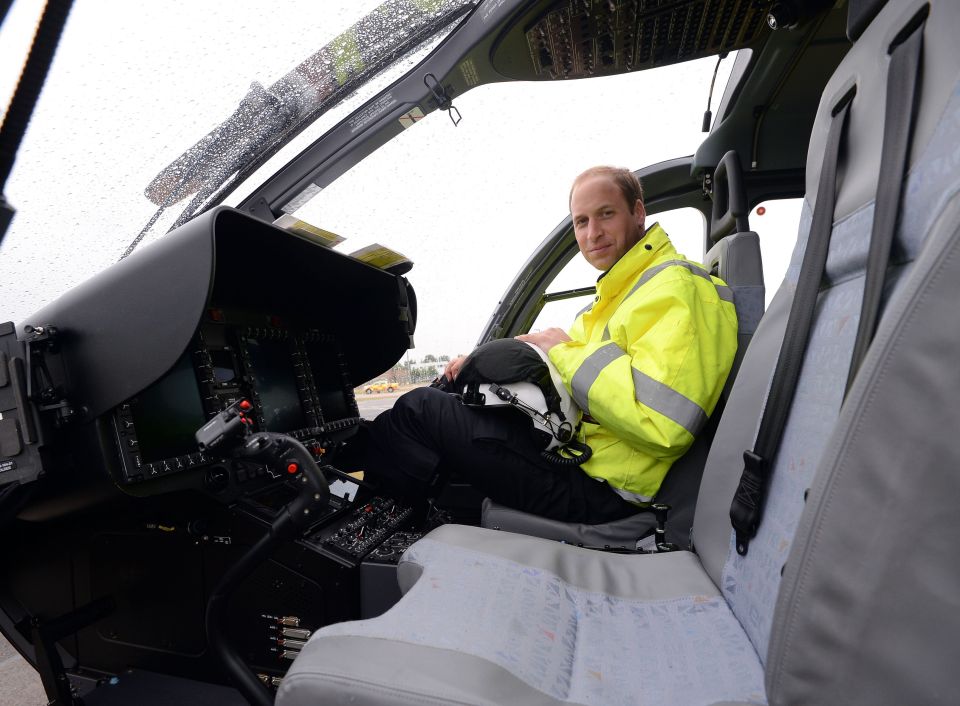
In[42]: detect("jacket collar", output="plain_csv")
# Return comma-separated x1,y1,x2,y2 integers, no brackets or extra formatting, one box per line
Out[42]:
596,222,674,293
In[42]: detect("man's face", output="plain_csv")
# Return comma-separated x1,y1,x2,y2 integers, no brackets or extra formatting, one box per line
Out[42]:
571,175,646,271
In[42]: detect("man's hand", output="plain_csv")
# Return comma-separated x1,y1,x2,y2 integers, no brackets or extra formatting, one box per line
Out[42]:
515,328,571,354
443,355,468,381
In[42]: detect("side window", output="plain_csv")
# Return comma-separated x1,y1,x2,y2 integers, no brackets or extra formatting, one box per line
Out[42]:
752,198,803,304
529,207,706,332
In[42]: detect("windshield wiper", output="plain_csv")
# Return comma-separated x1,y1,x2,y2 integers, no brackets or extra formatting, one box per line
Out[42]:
122,0,475,260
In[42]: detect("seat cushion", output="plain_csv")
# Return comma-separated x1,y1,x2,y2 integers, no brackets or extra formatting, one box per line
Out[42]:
278,525,766,706
480,497,657,549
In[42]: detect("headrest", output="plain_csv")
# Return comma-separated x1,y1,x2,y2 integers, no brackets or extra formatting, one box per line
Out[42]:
847,0,889,41
709,150,750,244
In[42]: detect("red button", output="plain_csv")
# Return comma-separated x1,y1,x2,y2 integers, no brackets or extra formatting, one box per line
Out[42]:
287,463,299,474
239,400,252,410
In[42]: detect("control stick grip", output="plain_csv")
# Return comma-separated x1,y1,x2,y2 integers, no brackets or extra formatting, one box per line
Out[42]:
195,399,330,533
241,432,330,533
195,399,252,452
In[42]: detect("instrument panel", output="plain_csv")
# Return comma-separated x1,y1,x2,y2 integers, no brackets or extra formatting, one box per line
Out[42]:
111,307,360,487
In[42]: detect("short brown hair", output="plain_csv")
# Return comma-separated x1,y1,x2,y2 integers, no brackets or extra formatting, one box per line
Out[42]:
569,166,644,212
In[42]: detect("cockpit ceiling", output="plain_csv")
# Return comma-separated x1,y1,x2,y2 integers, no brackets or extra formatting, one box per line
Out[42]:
495,0,774,80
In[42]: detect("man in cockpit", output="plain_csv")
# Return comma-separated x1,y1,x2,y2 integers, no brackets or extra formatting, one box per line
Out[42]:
345,166,738,524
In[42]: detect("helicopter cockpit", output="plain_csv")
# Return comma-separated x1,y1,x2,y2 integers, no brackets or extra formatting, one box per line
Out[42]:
1,0,959,704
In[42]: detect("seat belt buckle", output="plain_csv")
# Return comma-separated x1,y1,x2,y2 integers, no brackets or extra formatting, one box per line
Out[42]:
730,450,768,556
742,449,765,473
651,503,678,553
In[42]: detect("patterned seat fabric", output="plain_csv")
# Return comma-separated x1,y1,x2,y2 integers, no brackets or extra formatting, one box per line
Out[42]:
281,528,766,706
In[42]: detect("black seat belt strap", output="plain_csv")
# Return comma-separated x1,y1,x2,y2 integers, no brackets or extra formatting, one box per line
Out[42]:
845,10,927,394
730,89,854,556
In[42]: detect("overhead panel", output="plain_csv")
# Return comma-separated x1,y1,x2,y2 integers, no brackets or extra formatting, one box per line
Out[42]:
521,0,773,80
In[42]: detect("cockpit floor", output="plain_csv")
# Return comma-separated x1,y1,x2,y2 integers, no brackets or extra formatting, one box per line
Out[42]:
81,670,245,706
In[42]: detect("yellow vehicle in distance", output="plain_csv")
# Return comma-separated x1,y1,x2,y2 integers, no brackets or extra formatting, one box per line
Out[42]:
363,379,397,394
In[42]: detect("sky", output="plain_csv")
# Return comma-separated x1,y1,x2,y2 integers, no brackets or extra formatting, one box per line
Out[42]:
0,1,801,365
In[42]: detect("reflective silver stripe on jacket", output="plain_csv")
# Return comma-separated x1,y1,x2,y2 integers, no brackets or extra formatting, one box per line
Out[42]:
599,259,733,342
624,259,734,304
570,341,707,436
611,485,654,505
570,342,622,412
575,300,594,319
631,367,707,436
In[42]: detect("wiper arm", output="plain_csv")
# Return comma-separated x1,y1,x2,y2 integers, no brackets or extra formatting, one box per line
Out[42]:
144,80,300,212
118,81,298,260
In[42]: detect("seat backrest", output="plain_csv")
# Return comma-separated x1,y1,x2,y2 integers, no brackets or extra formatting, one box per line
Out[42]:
705,149,766,401
691,0,960,672
704,231,764,340
766,1,960,701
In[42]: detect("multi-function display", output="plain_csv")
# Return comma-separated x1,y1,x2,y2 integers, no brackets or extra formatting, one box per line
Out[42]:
113,311,360,484
307,341,354,423
245,337,307,433
128,353,208,463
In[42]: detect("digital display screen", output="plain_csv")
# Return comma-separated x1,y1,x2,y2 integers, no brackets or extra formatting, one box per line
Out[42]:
129,352,208,463
306,341,355,422
245,337,306,432
209,348,239,384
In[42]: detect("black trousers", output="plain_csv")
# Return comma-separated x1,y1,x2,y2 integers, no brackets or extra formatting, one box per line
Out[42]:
354,386,639,524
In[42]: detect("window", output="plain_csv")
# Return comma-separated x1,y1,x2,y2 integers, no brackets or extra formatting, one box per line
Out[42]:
751,198,804,303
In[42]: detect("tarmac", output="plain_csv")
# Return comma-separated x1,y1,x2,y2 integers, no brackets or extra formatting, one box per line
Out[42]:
0,634,45,705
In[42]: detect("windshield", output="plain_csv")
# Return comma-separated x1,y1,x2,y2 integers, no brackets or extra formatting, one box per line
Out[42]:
0,0,471,313
0,0,734,363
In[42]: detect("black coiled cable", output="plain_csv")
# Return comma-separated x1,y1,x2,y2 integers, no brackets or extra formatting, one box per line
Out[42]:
541,439,592,466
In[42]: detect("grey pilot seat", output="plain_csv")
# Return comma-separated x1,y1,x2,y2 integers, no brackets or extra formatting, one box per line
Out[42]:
480,148,765,550
277,1,960,703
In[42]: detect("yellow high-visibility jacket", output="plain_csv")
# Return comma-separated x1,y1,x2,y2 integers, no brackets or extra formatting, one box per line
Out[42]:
548,224,739,504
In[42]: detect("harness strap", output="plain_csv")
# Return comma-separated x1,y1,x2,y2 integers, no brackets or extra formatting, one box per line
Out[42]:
730,9,927,556
845,9,927,394
729,88,854,556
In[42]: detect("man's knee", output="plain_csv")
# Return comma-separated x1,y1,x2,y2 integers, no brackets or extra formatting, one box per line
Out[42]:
395,385,451,409
389,385,458,427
